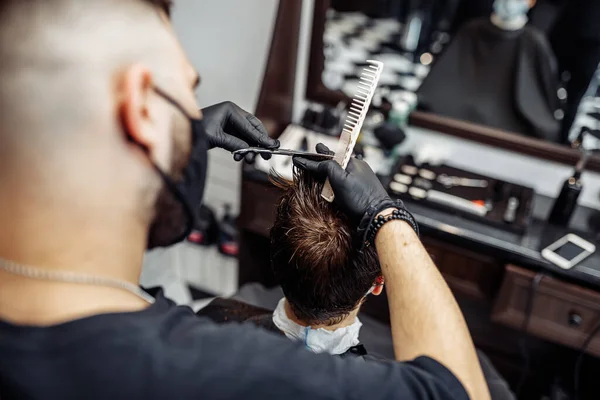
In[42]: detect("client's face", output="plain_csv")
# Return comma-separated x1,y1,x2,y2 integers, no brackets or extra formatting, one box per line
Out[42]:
493,0,531,19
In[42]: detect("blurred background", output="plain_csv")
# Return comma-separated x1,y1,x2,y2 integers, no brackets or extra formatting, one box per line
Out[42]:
142,0,279,306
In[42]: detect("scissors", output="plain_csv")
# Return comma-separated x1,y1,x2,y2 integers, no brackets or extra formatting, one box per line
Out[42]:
233,147,335,160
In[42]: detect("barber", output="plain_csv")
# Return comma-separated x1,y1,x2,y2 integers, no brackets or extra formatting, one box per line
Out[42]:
0,1,489,399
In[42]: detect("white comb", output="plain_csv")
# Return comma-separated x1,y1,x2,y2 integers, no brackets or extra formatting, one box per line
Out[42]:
321,60,384,202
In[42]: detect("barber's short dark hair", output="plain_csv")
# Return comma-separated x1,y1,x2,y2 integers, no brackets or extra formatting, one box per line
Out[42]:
270,168,380,326
145,0,172,16
0,1,173,18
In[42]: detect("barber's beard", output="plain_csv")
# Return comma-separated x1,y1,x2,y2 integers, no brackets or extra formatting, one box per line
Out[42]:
169,117,192,182
147,120,192,249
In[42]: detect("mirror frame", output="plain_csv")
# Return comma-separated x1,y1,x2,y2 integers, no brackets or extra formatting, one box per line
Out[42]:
305,0,600,171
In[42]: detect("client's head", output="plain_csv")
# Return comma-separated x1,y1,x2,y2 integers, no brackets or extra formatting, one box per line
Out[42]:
270,168,382,328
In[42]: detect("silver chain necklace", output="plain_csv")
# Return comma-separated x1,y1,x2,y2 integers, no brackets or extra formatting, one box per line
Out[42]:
0,256,155,304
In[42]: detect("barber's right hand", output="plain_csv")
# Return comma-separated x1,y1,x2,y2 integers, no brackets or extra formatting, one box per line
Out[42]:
292,143,391,225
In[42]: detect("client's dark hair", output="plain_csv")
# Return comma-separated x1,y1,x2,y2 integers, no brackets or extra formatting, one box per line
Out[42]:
270,168,380,326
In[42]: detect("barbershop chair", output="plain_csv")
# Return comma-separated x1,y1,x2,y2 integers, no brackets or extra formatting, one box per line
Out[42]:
231,283,515,400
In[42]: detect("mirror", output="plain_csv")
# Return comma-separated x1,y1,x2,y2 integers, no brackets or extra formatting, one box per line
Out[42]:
307,0,600,161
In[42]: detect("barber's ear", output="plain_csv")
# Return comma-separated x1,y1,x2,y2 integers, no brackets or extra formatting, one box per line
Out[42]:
372,276,384,296
119,64,156,155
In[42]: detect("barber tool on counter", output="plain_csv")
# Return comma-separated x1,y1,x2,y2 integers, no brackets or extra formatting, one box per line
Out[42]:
387,155,535,234
547,151,587,226
548,126,600,226
187,204,218,246
218,204,239,258
373,101,408,151
300,102,345,137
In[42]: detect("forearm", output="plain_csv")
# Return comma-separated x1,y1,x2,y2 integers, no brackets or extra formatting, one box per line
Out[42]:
376,220,490,400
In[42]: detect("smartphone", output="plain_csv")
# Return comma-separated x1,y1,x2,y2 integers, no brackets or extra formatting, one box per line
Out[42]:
541,234,596,270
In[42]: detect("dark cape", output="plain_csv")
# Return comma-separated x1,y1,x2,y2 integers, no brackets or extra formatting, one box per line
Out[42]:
418,18,561,143
197,297,368,359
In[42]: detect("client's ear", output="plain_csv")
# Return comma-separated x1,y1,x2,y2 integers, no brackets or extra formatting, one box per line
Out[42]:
372,276,384,296
372,285,384,296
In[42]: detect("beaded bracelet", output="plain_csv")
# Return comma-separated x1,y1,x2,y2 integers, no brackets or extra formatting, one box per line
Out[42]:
365,208,419,248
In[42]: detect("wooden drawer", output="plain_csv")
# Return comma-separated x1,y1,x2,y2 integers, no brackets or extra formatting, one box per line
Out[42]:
492,265,600,357
422,237,504,300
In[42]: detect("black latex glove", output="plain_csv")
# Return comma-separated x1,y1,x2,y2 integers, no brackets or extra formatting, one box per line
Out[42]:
202,101,280,163
292,143,392,226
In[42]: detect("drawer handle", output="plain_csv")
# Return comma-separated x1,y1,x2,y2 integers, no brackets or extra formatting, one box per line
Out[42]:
568,312,583,327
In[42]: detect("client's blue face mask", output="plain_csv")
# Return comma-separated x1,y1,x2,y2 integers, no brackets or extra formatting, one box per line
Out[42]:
493,0,529,21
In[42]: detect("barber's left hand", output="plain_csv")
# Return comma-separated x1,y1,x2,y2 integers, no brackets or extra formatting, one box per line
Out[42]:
202,101,280,162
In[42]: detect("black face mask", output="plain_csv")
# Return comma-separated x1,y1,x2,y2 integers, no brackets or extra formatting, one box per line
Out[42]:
143,87,209,249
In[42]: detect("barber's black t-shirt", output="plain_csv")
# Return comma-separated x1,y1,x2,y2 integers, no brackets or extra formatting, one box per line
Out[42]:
0,291,468,400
